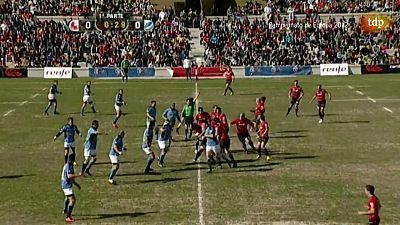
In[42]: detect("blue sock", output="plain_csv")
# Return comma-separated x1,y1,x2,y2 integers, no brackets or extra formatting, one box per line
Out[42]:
159,153,166,164
146,157,154,171
67,204,74,217
207,159,213,171
63,198,69,212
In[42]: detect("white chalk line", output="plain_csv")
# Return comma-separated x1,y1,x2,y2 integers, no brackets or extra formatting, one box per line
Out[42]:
383,107,393,113
347,85,354,89
3,109,15,117
367,97,377,103
195,81,205,225
31,93,40,99
42,88,46,91
355,91,364,95
19,101,28,106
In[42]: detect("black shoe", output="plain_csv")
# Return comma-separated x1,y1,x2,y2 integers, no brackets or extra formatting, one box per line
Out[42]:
233,162,238,168
85,171,92,176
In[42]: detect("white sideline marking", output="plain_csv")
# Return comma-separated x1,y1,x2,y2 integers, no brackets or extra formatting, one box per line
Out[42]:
333,99,369,102
367,97,376,103
383,107,393,113
31,93,40,99
19,101,28,106
195,81,205,225
356,91,364,95
347,85,354,89
42,88,46,91
3,109,15,117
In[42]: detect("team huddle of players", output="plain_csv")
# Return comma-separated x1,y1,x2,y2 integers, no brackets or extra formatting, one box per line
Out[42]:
47,78,332,222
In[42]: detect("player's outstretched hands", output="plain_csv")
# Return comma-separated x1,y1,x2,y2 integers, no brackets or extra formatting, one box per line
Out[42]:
53,136,57,141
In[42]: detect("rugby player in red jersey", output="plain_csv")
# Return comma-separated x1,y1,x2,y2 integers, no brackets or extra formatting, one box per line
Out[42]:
195,107,211,126
222,65,234,96
358,185,381,225
256,115,271,161
216,107,228,124
219,116,237,167
230,113,256,154
210,105,219,121
309,84,331,123
213,119,231,168
251,96,266,130
286,80,304,117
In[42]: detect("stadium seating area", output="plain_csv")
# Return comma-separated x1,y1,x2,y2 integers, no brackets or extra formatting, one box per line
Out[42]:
0,5,190,67
200,16,400,66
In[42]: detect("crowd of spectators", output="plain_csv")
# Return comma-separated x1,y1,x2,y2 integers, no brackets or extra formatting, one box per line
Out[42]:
227,0,399,17
0,4,191,67
200,15,400,66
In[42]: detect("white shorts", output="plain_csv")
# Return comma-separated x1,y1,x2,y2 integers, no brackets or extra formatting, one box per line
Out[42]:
83,95,92,103
115,104,122,112
109,154,119,164
157,140,170,150
84,148,97,158
64,142,75,149
142,146,152,155
62,188,73,196
206,145,221,154
48,93,56,100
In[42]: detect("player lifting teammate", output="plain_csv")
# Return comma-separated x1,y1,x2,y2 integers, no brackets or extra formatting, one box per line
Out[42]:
286,80,304,117
230,113,256,154
310,84,331,123
80,81,96,116
44,80,61,115
162,103,181,142
157,119,173,167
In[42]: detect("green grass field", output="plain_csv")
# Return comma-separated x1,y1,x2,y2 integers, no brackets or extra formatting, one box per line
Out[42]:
1,75,400,225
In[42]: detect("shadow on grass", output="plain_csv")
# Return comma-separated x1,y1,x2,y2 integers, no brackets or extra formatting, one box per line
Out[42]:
136,177,187,184
283,155,318,160
170,166,208,172
78,211,158,220
275,130,308,133
273,135,307,139
118,171,161,177
301,113,340,117
325,120,370,124
95,160,136,165
0,174,34,179
236,92,263,96
239,162,281,168
270,151,298,156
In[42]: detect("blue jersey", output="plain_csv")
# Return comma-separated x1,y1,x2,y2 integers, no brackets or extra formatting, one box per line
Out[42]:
84,127,97,150
109,135,124,156
163,108,180,123
146,106,157,123
205,126,218,146
50,84,59,95
142,128,154,149
83,84,91,96
115,93,124,106
61,124,79,143
159,123,172,141
61,162,74,189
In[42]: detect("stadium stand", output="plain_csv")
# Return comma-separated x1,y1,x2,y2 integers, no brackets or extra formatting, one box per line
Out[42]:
200,15,400,66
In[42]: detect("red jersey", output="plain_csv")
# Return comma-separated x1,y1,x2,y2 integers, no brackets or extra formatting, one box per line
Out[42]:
210,111,219,121
255,102,265,116
218,113,227,123
368,196,380,222
290,85,303,99
230,118,254,136
220,122,230,141
315,89,327,102
258,121,269,137
224,71,234,81
195,112,211,124
193,123,205,135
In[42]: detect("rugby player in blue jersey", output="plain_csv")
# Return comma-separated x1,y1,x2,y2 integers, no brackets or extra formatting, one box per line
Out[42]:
61,154,81,222
157,119,172,167
162,102,181,143
80,120,106,176
80,81,96,116
142,124,156,174
108,131,127,185
54,117,82,163
146,100,158,138
204,122,220,173
44,80,62,115
112,89,126,128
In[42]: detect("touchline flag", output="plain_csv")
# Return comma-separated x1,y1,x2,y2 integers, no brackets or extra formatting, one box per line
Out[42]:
69,20,79,32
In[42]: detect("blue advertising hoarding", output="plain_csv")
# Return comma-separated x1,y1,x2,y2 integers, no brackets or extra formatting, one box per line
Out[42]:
245,66,312,76
89,67,155,77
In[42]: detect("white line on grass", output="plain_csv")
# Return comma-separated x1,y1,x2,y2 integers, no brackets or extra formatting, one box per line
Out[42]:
356,91,364,95
19,101,28,106
383,107,393,113
333,99,370,102
42,88,46,91
31,93,40,98
367,97,377,103
3,109,15,117
347,85,354,89
195,81,205,225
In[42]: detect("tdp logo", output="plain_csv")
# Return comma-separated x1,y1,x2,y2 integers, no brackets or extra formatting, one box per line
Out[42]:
360,15,392,33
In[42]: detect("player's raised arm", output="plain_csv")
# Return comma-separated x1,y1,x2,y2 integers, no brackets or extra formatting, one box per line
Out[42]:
54,126,66,141
193,92,200,102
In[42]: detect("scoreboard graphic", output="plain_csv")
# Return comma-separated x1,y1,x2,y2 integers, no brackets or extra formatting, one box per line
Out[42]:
68,13,154,32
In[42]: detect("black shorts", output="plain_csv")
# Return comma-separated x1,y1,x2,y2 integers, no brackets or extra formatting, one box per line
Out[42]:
238,134,250,142
317,100,326,108
368,218,380,225
291,98,301,105
49,99,57,103
184,116,194,125
226,80,232,85
221,139,230,150
257,136,269,143
123,68,128,76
